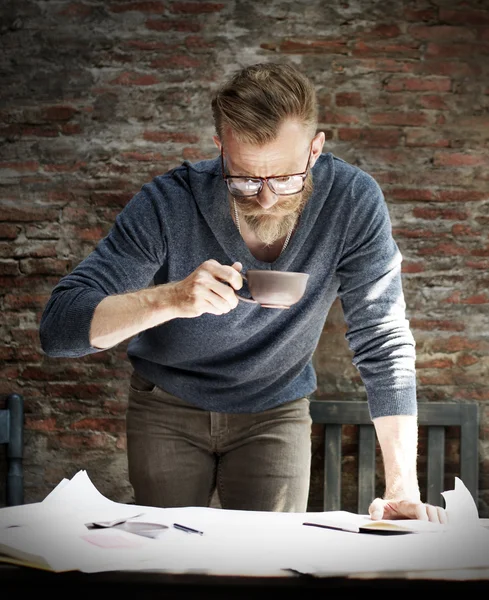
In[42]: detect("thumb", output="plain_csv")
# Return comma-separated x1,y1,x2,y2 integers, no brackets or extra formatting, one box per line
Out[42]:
369,497,385,521
231,261,243,273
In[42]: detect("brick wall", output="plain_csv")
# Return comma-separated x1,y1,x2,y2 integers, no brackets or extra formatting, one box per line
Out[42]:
1,0,488,514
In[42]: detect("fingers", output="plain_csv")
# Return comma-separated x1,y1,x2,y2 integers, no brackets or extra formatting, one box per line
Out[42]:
415,502,448,524
206,259,243,291
369,497,448,523
170,260,244,318
369,497,386,520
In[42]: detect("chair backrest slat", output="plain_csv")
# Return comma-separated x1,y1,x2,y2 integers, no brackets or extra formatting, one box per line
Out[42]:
310,399,479,513
0,393,24,506
324,424,342,511
358,424,376,515
427,426,445,505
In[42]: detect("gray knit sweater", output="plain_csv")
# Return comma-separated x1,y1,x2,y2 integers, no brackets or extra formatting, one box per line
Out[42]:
39,152,417,418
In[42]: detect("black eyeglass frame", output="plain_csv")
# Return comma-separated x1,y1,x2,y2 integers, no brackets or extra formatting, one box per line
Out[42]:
220,145,313,198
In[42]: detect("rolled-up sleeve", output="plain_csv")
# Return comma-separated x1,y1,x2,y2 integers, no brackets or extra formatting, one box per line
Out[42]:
39,184,167,358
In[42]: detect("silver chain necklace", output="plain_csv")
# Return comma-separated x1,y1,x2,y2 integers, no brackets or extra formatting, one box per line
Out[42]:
233,198,294,256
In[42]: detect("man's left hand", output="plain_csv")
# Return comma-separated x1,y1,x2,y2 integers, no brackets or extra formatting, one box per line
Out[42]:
369,497,448,524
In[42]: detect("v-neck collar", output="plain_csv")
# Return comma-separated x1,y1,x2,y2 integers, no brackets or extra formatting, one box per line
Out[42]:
186,152,335,273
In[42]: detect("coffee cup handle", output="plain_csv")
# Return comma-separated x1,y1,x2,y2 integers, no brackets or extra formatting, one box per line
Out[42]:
235,293,259,304
235,273,258,303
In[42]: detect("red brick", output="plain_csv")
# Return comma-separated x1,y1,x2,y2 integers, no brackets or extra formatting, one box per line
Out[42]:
0,203,59,223
418,243,469,256
75,226,107,241
352,41,421,58
50,432,111,449
405,129,449,147
335,92,363,107
416,95,448,110
412,207,468,220
320,111,360,124
151,55,201,68
109,72,159,86
471,246,489,257
145,19,201,32
409,319,465,332
370,111,429,126
466,260,489,270
109,2,166,13
0,161,39,172
58,3,94,17
408,25,476,42
415,60,482,77
47,382,110,400
401,261,424,273
456,354,479,367
451,224,480,237
427,42,489,58
22,365,87,381
433,152,487,167
403,8,438,21
91,191,135,209
338,128,401,146
444,291,489,304
392,227,438,238
19,258,72,276
389,188,434,201
3,293,50,309
125,40,176,51
42,106,77,121
4,241,58,259
121,151,164,161
260,39,348,54
170,2,225,13
185,35,215,50
26,417,58,431
365,24,402,39
357,58,416,73
0,260,19,275
384,77,451,92
71,417,126,433
61,123,82,135
25,223,61,239
143,131,200,143
416,358,454,369
43,161,86,172
440,8,489,25
0,224,20,239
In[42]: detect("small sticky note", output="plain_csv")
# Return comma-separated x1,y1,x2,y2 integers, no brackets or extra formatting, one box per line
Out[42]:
81,532,144,548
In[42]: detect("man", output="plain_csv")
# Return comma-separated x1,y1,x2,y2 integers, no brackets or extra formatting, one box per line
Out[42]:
40,62,446,523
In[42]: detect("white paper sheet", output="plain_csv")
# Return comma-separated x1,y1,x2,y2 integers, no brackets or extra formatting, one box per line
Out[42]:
1,471,488,578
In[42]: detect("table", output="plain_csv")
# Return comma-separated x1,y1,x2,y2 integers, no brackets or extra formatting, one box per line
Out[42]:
2,564,489,596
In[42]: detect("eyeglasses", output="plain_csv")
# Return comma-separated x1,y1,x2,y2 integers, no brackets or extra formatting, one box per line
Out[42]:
220,145,312,198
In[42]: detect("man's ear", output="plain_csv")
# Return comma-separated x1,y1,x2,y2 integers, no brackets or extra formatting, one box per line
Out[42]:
310,131,326,167
213,135,222,151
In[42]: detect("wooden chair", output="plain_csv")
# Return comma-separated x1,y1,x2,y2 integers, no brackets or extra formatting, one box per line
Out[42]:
0,393,24,506
309,399,479,514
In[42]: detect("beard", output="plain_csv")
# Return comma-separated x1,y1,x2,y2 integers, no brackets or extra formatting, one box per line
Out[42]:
234,173,314,246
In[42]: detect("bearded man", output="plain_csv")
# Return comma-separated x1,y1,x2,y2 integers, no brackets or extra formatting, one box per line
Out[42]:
40,62,446,523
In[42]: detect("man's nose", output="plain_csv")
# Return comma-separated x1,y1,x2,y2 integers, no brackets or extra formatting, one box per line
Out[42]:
255,183,279,209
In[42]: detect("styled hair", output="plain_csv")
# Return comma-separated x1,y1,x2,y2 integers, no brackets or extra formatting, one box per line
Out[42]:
211,62,318,144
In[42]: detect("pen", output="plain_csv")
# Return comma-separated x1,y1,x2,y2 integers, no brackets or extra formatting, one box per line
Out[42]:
173,522,204,535
302,521,359,533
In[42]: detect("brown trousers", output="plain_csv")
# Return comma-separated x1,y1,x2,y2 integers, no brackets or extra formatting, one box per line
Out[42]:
126,370,312,512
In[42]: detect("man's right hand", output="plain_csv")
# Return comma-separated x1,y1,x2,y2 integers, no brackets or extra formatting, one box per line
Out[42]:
90,260,244,349
164,259,244,319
